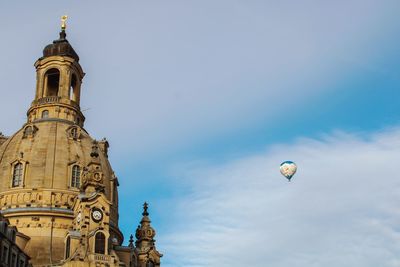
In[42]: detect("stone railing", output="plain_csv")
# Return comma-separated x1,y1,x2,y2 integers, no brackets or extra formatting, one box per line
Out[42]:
90,253,113,263
34,96,62,105
31,96,80,110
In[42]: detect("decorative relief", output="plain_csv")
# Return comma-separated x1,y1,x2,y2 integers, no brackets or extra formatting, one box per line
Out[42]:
0,190,77,210
81,165,104,189
14,220,71,229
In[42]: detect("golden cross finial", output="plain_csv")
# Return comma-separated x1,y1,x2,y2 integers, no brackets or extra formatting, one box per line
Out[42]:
61,15,68,30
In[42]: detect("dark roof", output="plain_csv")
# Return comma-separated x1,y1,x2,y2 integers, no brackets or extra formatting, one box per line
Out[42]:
42,30,79,61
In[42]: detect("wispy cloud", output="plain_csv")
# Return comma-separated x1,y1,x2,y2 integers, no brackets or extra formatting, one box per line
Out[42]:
158,127,400,267
0,1,399,159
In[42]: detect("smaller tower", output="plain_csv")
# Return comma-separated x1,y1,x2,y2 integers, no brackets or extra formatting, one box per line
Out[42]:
134,203,162,267
62,142,121,266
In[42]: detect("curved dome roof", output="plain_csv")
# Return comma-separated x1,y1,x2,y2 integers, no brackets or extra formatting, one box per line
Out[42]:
42,30,79,61
0,120,118,224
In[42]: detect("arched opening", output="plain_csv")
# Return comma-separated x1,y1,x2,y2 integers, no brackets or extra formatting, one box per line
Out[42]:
71,165,81,188
147,261,155,267
71,127,78,139
44,68,60,97
12,163,23,187
70,74,78,101
41,110,49,119
23,126,33,137
65,236,71,259
95,232,106,254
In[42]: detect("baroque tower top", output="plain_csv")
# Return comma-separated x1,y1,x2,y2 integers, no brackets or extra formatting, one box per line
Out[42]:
28,16,85,127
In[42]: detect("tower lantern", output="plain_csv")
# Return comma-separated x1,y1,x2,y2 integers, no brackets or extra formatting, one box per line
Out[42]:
28,17,85,127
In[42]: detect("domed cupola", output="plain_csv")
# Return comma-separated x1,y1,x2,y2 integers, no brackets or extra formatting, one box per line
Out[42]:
27,15,85,127
42,28,79,62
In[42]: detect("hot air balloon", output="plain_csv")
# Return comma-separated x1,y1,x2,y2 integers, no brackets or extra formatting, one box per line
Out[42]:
280,161,297,181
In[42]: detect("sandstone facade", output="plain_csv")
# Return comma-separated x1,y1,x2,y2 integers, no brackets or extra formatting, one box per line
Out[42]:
0,24,161,267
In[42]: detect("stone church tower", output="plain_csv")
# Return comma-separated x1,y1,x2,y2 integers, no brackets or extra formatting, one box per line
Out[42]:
0,19,162,266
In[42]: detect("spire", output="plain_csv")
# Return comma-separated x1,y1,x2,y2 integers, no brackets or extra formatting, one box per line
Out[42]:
135,202,155,248
134,202,163,265
128,234,134,248
59,29,67,40
143,202,149,216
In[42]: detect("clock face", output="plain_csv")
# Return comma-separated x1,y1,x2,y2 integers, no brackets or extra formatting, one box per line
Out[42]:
91,208,103,222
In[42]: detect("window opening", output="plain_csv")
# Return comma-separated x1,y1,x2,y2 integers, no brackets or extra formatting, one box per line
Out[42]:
70,74,77,101
71,128,78,139
24,126,33,136
95,232,106,254
45,68,60,97
42,110,49,119
12,163,23,187
71,165,81,188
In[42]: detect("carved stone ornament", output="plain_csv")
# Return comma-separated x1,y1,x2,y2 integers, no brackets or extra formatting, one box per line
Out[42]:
81,163,104,191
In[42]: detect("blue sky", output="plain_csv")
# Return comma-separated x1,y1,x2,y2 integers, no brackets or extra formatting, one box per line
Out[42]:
0,1,400,266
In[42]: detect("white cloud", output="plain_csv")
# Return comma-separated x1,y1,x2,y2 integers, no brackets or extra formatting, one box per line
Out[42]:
158,127,400,267
0,1,399,159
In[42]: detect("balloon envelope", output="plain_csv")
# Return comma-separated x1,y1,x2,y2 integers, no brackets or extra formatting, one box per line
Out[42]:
280,161,297,181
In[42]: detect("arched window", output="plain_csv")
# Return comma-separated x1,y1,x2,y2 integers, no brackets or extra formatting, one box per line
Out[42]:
23,125,37,138
147,261,155,267
12,163,23,187
67,126,80,140
94,232,106,254
24,126,33,136
42,110,49,119
71,165,81,188
44,68,60,97
65,236,71,259
71,127,78,139
70,74,77,101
